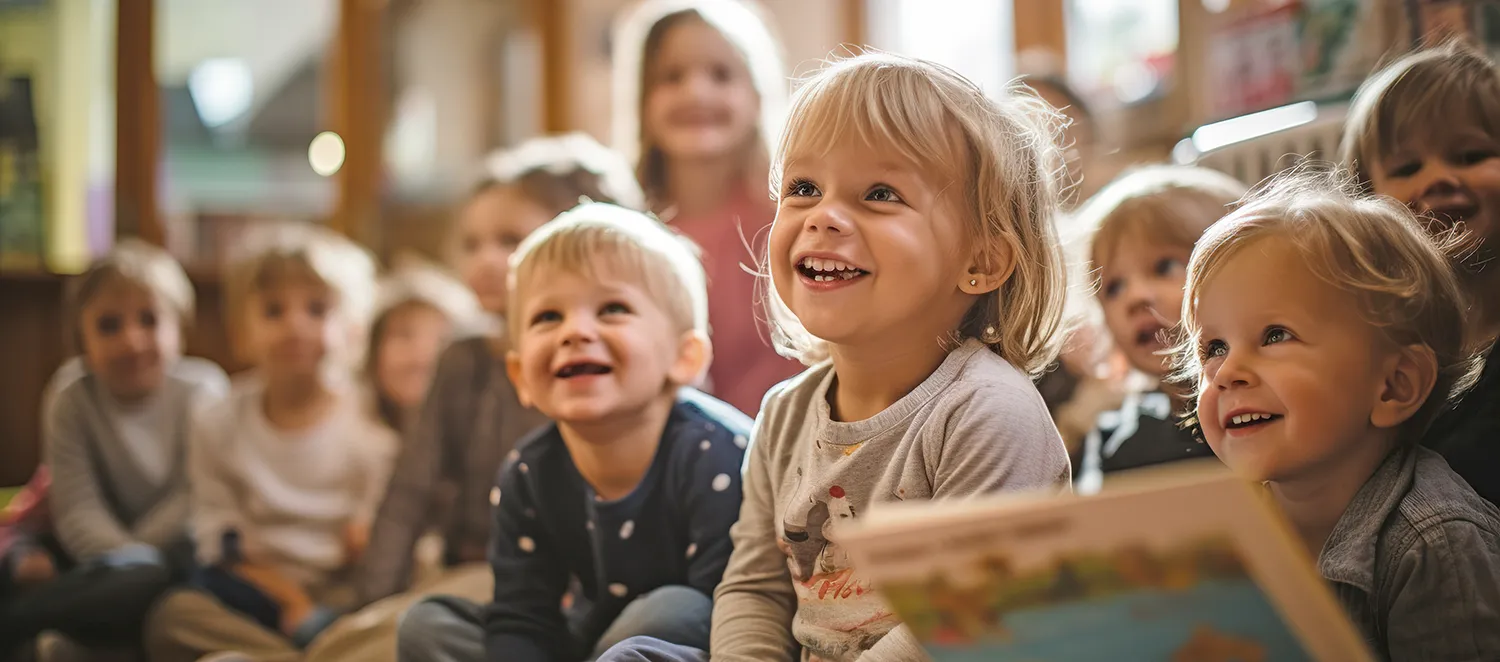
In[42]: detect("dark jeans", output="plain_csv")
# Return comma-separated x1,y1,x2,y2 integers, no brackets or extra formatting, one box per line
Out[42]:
0,536,193,654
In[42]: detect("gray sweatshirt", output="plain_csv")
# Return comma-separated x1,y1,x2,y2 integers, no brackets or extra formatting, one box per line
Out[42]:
710,339,1072,661
44,357,229,561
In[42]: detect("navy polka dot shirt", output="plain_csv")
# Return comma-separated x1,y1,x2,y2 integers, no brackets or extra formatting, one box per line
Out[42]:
482,389,751,660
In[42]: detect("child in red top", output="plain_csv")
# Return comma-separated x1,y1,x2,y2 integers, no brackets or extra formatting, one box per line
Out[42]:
612,0,798,415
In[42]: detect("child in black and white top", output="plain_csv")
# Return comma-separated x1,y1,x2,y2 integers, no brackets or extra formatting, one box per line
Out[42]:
395,203,749,662
1070,165,1246,493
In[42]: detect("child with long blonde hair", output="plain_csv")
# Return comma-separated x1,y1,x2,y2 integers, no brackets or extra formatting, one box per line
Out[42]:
599,51,1073,662
612,0,798,416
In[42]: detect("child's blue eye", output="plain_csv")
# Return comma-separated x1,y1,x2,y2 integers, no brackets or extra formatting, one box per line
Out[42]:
600,302,631,316
866,186,902,203
264,302,284,319
308,300,328,319
785,179,819,198
1200,338,1227,360
1262,326,1292,345
529,310,561,327
140,310,158,329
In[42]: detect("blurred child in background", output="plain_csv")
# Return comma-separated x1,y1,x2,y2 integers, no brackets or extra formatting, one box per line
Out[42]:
144,222,394,661
613,0,798,416
2,240,228,660
1340,40,1500,505
367,258,481,436
1071,166,1246,493
1175,173,1500,660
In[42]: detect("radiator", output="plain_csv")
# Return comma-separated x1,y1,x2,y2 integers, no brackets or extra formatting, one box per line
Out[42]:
1189,103,1350,186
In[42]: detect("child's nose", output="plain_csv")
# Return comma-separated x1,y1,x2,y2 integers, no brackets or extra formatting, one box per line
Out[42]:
560,315,599,343
803,204,853,235
1212,352,1257,391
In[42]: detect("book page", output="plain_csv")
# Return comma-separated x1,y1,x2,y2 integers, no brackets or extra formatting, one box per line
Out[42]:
839,467,1372,661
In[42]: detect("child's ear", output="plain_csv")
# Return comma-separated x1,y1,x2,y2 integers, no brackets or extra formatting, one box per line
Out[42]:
1371,344,1438,430
960,236,1018,295
669,330,712,388
505,351,534,409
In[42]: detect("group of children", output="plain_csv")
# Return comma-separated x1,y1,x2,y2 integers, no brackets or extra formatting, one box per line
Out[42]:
3,0,1500,660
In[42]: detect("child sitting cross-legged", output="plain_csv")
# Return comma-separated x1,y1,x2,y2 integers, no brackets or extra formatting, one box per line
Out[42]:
144,222,398,661
395,202,750,662
1174,171,1500,660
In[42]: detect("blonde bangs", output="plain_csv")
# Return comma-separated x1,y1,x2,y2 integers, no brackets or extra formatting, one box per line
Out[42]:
772,57,967,197
507,204,707,341
767,51,1073,374
1342,41,1500,186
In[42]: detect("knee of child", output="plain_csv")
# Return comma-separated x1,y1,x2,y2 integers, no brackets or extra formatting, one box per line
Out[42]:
632,585,709,611
395,599,449,652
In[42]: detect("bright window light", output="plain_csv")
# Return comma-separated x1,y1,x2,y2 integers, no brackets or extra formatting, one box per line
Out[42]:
187,58,254,128
308,131,346,177
1191,101,1318,154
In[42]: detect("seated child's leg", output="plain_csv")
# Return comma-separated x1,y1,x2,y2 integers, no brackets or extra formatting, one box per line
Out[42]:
142,588,299,662
593,636,710,662
2,553,173,650
395,596,484,662
590,586,711,657
303,563,493,662
194,565,285,632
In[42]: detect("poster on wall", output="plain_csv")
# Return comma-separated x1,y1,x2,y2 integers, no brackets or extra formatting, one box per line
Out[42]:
1206,0,1400,120
1207,2,1300,119
0,76,45,271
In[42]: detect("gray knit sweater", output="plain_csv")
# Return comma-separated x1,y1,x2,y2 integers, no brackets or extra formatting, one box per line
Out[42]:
44,357,229,561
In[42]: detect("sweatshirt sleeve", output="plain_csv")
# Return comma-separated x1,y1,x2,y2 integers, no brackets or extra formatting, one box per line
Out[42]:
482,461,570,662
709,393,800,662
353,423,401,529
356,346,469,604
45,384,135,561
189,399,248,566
931,381,1072,497
130,382,230,549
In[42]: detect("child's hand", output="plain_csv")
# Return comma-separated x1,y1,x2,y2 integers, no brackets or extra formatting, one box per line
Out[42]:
343,522,370,563
12,549,56,585
232,562,315,636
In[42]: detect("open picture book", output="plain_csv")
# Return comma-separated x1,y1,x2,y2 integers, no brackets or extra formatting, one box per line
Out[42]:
837,460,1373,661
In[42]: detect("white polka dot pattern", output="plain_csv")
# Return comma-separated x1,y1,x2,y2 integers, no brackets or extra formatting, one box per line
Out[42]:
608,583,628,597
518,462,529,474
489,487,500,506
711,473,731,492
733,434,748,449
685,543,697,559
518,536,535,553
699,440,711,451
619,520,634,539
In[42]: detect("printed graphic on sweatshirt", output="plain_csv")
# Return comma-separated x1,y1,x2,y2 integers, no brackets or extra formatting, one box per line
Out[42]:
782,468,899,659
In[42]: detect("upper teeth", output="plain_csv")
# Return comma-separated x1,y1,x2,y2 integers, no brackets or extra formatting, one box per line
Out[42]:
801,257,859,273
1231,413,1273,425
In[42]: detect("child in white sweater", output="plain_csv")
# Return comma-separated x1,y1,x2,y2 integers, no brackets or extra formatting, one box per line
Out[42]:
187,222,396,648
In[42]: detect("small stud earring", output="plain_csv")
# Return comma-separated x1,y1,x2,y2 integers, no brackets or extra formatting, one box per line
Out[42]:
985,325,997,337
969,278,978,287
